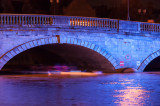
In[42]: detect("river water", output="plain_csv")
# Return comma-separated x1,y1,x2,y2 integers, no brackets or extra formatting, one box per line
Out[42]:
0,72,160,106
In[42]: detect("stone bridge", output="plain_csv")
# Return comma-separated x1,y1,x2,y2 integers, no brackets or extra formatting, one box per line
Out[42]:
0,14,160,72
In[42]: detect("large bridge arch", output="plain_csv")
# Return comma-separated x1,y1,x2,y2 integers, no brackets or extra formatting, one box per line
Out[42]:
138,50,160,72
0,36,118,71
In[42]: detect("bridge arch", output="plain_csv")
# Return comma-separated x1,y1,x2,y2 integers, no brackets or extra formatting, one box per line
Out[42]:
0,36,118,71
138,50,160,72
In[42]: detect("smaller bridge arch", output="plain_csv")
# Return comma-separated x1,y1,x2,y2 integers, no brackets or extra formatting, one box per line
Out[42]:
138,50,160,72
0,36,118,71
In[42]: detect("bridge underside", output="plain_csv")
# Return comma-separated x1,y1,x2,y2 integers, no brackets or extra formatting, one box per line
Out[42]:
2,44,115,73
144,56,160,72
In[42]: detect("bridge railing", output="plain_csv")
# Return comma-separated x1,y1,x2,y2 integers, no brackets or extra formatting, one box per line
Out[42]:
0,14,53,25
0,14,119,30
67,16,119,29
140,23,160,32
2,14,160,33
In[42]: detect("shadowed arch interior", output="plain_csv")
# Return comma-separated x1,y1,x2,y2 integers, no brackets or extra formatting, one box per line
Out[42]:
2,44,116,73
144,56,160,72
138,50,160,72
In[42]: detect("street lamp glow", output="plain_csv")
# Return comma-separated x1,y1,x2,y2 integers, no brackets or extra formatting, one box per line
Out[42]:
50,0,53,3
50,0,59,3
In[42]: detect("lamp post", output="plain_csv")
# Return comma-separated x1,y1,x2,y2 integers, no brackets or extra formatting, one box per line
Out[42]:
127,0,130,20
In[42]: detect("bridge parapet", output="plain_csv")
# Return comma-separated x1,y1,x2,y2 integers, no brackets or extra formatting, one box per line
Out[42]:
119,20,140,33
1,14,160,35
0,14,53,25
68,16,118,30
0,14,118,30
140,22,160,33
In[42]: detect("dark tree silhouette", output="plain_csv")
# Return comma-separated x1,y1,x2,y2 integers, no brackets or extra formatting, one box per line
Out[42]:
22,0,33,14
3,0,14,13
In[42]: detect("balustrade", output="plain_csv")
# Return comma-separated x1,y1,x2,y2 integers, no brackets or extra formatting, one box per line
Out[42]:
2,14,160,33
140,23,160,32
0,14,53,25
0,14,119,31
69,17,118,29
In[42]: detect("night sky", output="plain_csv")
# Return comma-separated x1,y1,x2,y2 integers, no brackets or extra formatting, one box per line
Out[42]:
88,0,160,8
1,0,160,8
0,0,160,22
0,0,160,10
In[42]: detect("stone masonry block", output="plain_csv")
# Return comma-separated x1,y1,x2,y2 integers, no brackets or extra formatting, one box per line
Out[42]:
10,50,17,57
105,54,111,59
141,63,145,69
0,59,5,65
80,40,85,46
3,55,10,62
28,41,35,48
5,52,13,58
151,53,156,59
37,39,42,46
156,51,160,56
154,52,158,57
21,44,27,51
93,45,98,51
0,63,4,70
148,56,153,61
66,38,71,44
108,55,113,62
73,39,78,45
101,51,108,57
86,42,92,49
52,37,57,43
17,46,24,52
70,38,74,44
144,60,149,65
44,38,49,44
33,40,38,47
48,38,53,44
99,49,104,55
25,43,31,49
60,37,67,44
83,41,89,48
13,48,21,54
145,58,150,63
111,59,116,64
40,39,46,45
113,62,118,67
96,47,101,53
77,39,82,45
90,44,95,49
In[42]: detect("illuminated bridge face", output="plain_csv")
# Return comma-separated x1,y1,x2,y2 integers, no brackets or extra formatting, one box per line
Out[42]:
1,14,160,72
2,44,115,73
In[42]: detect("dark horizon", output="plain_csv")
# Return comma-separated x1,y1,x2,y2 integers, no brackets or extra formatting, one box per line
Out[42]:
0,0,160,22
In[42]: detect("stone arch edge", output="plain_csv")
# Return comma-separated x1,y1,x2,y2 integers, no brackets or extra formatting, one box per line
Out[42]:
138,50,160,72
0,36,119,71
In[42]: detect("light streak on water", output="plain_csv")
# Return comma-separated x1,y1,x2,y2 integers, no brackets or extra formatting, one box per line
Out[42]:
0,72,159,106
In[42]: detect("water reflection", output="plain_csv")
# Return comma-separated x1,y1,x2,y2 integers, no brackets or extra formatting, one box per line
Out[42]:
114,86,150,105
101,77,152,105
0,73,159,105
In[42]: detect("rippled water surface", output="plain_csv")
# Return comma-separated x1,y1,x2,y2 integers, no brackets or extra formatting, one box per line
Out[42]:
0,72,160,106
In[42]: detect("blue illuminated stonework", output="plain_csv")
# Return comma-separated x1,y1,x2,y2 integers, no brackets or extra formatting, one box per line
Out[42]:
0,14,160,72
